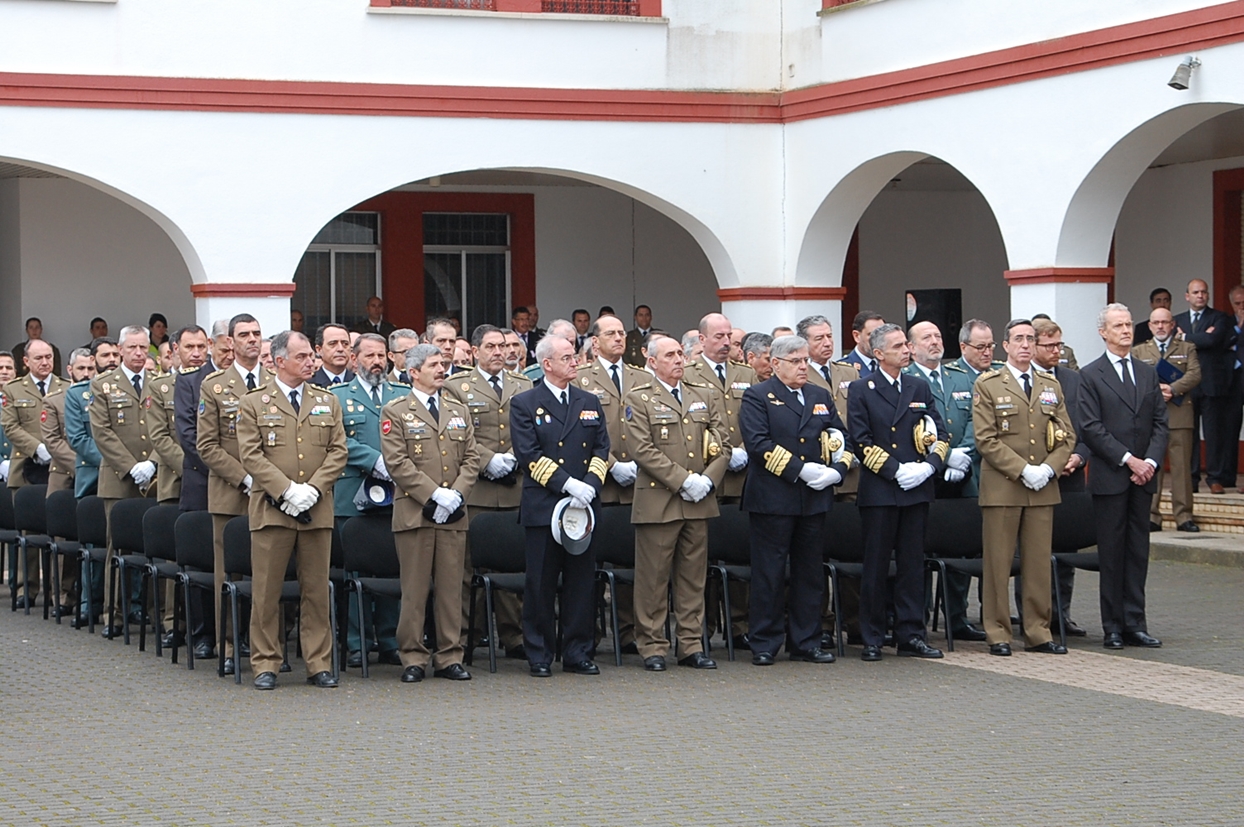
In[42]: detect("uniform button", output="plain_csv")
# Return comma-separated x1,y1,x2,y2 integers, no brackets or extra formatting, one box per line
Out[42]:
298,471,305,477
683,418,689,424
139,419,145,425
499,423,505,429
442,451,447,456
892,444,897,449
140,435,146,440
297,437,302,443
687,435,693,441
1030,423,1035,429
729,426,735,432
441,482,449,487
891,427,896,432
439,435,445,441
443,466,449,471
298,454,304,459
349,431,355,437
621,434,626,440
650,481,655,487
558,458,565,464
800,438,805,443
1030,439,1035,444
688,452,694,458
582,442,587,447
558,441,564,447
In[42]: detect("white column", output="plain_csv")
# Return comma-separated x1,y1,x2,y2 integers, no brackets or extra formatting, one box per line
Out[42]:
720,295,844,350
194,294,292,340
1007,271,1111,364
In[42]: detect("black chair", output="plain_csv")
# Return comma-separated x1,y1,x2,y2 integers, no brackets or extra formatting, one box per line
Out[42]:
139,504,183,655
1051,490,1098,648
45,489,81,624
76,496,107,633
341,514,401,679
0,487,20,606
822,501,868,656
922,497,986,652
466,511,527,673
172,511,216,669
13,484,50,616
592,505,637,667
105,497,159,644
707,503,750,661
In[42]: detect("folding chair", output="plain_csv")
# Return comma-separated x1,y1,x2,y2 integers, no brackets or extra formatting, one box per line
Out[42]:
466,511,527,673
341,514,400,679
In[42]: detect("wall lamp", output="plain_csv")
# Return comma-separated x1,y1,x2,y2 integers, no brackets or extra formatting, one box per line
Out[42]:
1168,56,1201,91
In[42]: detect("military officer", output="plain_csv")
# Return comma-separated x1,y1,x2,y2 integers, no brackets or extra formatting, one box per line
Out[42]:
89,325,161,635
387,328,419,383
973,319,1076,656
331,333,407,667
145,360,183,506
739,334,855,666
0,352,14,487
66,339,118,502
849,323,948,662
511,335,611,677
445,324,532,659
1132,308,1200,531
623,305,653,368
380,343,481,683
3,339,68,608
237,330,347,690
624,335,729,671
197,313,270,675
43,351,90,496
175,321,232,514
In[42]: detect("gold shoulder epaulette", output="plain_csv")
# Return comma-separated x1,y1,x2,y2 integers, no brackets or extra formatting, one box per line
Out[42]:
630,382,653,392
1034,369,1056,380
179,365,200,375
978,368,1001,380
204,368,227,381
684,379,709,389
309,383,330,393
943,362,966,374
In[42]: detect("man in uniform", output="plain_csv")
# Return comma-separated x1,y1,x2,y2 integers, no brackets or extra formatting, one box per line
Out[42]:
237,330,348,689
445,324,532,659
1131,308,1200,532
176,321,232,514
842,312,885,378
387,328,419,383
625,334,729,671
12,317,63,379
312,323,354,387
197,314,269,674
380,343,480,683
624,305,653,368
147,327,204,507
3,338,67,608
0,352,15,487
89,325,159,634
741,333,773,382
331,332,407,667
973,319,1075,656
42,347,93,614
511,335,610,677
958,320,999,380
849,324,947,662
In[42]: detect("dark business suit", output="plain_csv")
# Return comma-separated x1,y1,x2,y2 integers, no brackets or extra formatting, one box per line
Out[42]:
738,377,854,656
848,372,947,648
510,382,610,667
1077,353,1168,636
311,367,355,388
519,330,543,369
353,318,397,340
841,349,876,379
1174,307,1234,487
174,360,216,512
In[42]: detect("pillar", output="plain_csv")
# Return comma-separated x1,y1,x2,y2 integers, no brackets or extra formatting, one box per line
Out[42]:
718,287,848,355
191,283,297,339
1005,268,1112,364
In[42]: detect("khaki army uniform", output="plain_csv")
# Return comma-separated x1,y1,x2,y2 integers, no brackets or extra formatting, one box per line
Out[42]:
623,328,648,368
1132,338,1201,526
40,389,76,607
237,381,347,678
380,391,481,672
682,357,757,499
1059,344,1079,371
144,375,184,505
973,367,1075,647
624,378,729,659
445,368,530,653
197,365,273,657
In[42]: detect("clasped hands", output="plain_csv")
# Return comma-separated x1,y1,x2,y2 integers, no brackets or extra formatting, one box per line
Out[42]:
280,482,320,517
798,462,842,491
429,487,463,524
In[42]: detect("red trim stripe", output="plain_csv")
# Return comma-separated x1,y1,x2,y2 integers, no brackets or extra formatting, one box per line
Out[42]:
1004,267,1114,284
718,287,848,301
190,283,298,298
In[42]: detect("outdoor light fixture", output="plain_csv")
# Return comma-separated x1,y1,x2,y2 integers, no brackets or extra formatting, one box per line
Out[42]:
1168,56,1201,90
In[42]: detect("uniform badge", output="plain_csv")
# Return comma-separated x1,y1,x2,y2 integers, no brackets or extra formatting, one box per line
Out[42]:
404,413,415,421
461,382,471,392
868,381,875,389
267,431,277,447
261,394,270,404
381,419,393,435
582,377,590,385
270,406,278,414
536,408,545,416
213,384,222,394
198,400,206,415
160,384,169,393
40,409,47,423
811,403,829,416
144,398,152,409
640,394,649,401
1002,420,1010,431
625,405,633,420
102,383,111,393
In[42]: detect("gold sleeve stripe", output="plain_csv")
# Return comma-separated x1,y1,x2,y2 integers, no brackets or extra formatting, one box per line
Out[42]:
764,446,793,476
841,451,858,470
588,457,609,484
862,445,890,473
528,457,558,487
932,440,950,462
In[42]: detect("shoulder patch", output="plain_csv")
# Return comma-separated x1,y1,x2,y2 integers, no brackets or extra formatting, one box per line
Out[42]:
204,368,227,381
308,383,330,393
979,369,1002,380
179,365,201,375
630,382,653,392
684,379,708,388
943,362,966,373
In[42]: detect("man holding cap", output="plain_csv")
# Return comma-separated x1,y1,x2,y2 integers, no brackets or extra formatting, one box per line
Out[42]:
511,336,610,677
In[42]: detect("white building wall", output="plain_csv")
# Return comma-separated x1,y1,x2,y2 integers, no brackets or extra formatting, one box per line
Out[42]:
0,181,22,346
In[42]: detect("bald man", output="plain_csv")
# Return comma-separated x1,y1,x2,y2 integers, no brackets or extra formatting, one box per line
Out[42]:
1174,279,1234,494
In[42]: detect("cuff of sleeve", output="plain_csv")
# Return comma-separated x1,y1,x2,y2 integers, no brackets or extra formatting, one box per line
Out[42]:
1120,451,1133,466
1145,458,1159,469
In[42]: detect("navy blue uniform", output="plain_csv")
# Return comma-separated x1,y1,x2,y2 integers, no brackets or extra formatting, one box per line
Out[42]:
848,371,948,648
739,376,854,656
510,382,610,667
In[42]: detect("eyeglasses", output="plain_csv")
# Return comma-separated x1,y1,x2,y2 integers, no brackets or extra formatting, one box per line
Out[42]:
1008,335,1037,345
774,357,810,366
1035,341,1063,350
963,342,995,352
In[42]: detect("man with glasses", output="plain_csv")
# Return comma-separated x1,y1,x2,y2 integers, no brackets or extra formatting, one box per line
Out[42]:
1134,287,1173,346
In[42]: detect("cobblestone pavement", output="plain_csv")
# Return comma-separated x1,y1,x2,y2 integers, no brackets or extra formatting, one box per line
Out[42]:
1,559,1242,826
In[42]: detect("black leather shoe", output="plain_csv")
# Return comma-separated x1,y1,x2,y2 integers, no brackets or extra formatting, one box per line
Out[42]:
820,631,835,649
989,642,1012,656
1177,521,1200,533
789,647,836,664
346,650,363,668
58,604,76,617
751,651,775,666
1103,632,1124,650
306,671,338,688
860,645,882,662
1060,619,1087,637
102,626,123,640
253,671,276,690
401,665,425,683
950,624,987,642
563,660,600,675
473,635,491,650
731,634,750,651
1149,521,1162,532
504,645,527,660
222,657,236,675
643,655,667,672
378,649,402,665
1025,641,1068,654
619,642,639,655
679,652,717,669
896,637,944,659
279,660,292,674
161,631,185,648
529,662,552,678
434,663,471,681
1124,631,1162,648
127,610,145,625
192,641,215,659
239,641,251,658
12,596,32,610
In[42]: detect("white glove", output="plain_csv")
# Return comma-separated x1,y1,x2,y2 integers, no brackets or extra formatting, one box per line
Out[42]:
728,445,749,472
798,462,830,486
818,467,843,489
241,474,254,495
430,487,463,513
895,462,934,491
483,453,512,479
129,460,156,486
499,452,518,475
609,461,637,487
282,482,318,513
1020,464,1054,491
947,447,972,472
944,467,966,483
371,456,391,482
0,459,8,481
679,472,713,503
35,444,52,464
431,504,451,524
562,477,597,505
568,496,592,511
280,499,302,517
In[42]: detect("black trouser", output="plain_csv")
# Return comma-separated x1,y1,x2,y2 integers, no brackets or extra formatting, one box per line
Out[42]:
522,528,596,666
1094,487,1152,635
1193,392,1237,487
747,511,827,656
860,503,928,648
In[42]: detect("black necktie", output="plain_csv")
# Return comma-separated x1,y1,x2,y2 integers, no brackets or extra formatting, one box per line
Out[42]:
1021,372,1031,399
716,364,727,387
489,374,502,398
1120,358,1134,390
1192,311,1201,328
331,375,342,385
37,380,46,397
246,372,256,391
610,365,622,395
559,390,568,407
428,395,439,422
132,375,143,397
399,371,410,384
869,359,878,375
821,365,831,385
1159,341,1167,357
289,390,300,413
671,388,680,407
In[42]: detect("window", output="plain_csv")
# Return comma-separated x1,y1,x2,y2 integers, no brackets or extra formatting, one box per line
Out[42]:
423,213,510,333
293,212,381,331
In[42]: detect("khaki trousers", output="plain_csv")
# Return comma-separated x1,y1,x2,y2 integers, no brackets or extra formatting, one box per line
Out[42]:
399,526,467,671
1152,428,1194,526
248,526,333,677
633,519,708,659
982,505,1053,647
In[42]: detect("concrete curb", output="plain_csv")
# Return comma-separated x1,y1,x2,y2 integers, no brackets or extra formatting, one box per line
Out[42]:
1149,533,1244,568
